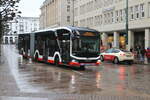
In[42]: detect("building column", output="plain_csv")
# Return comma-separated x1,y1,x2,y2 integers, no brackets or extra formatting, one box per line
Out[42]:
145,1,149,18
145,28,150,49
101,33,108,46
3,36,5,44
128,30,134,51
13,36,15,44
8,36,10,44
113,32,119,48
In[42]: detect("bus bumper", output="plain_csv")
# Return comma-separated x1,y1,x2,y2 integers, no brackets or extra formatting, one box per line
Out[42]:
69,60,101,66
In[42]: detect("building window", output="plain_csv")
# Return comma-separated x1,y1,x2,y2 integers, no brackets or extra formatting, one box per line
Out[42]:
149,2,150,17
120,9,123,22
67,0,70,4
135,5,139,19
130,7,134,20
111,12,114,23
67,5,70,12
140,4,145,18
107,13,110,24
67,16,70,22
94,16,97,26
104,14,107,24
115,10,119,22
100,15,103,25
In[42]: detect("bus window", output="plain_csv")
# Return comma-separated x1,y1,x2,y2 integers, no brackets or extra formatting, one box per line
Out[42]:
56,29,70,40
72,37,81,52
72,31,100,57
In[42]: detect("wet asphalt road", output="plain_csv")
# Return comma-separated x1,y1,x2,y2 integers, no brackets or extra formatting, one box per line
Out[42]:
16,61,150,96
1,45,150,100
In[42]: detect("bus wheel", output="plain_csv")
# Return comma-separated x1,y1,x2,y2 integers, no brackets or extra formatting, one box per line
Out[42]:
100,56,104,62
21,50,24,55
54,57,59,66
80,65,85,70
35,54,39,61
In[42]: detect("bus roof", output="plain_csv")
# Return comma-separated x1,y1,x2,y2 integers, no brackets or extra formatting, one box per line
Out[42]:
35,26,99,33
19,26,100,35
53,26,99,33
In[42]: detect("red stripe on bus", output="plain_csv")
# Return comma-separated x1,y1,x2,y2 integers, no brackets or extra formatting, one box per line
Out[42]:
59,62,63,64
47,60,54,64
38,58,43,61
69,62,80,66
96,61,101,65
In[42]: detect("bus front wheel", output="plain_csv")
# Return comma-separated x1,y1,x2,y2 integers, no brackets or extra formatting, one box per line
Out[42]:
54,57,59,66
35,54,39,61
80,65,85,70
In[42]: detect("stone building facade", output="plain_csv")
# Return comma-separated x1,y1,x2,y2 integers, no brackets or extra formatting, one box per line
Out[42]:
40,0,74,29
74,0,150,50
3,17,39,44
40,0,150,50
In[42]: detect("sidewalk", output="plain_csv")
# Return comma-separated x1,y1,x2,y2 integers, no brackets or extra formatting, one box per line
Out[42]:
134,57,150,65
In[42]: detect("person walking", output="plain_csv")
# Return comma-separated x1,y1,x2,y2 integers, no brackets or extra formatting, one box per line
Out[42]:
140,47,146,63
135,45,141,60
146,47,150,63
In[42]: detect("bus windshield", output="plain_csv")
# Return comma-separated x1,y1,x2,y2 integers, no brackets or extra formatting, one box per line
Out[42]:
72,33,100,57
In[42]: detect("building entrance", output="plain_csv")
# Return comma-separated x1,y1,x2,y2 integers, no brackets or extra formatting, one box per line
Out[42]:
134,31,145,48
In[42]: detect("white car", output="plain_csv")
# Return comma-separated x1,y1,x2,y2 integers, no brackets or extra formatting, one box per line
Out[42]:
100,48,134,64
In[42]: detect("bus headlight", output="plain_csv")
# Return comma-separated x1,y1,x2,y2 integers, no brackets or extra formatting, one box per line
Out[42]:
96,60,101,65
69,59,80,66
72,59,78,62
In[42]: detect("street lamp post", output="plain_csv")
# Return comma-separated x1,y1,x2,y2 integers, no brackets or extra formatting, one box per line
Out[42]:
125,0,128,45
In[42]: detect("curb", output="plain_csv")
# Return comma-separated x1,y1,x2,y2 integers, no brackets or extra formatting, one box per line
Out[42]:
134,60,150,65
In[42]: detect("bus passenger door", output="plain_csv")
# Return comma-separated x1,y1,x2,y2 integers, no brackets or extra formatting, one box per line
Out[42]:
56,29,71,64
43,39,49,62
61,40,70,63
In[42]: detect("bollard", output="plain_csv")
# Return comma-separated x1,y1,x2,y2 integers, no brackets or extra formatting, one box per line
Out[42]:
29,57,32,64
18,55,23,64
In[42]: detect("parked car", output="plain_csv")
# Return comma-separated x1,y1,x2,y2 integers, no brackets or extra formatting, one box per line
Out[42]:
100,48,134,64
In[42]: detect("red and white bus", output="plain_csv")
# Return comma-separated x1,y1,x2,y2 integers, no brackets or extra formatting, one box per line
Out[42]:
18,26,101,69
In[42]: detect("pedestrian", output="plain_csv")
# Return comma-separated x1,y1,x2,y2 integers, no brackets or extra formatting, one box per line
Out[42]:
140,47,146,62
145,47,150,63
135,45,141,60
130,47,133,52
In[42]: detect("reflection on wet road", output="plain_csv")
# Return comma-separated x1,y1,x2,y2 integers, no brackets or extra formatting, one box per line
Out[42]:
3,45,150,97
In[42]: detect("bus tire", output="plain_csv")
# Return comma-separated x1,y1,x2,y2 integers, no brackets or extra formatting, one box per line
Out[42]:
100,56,104,62
80,65,85,70
35,53,39,61
54,56,59,66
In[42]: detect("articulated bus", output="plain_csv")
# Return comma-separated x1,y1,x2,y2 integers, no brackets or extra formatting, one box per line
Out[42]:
18,26,101,69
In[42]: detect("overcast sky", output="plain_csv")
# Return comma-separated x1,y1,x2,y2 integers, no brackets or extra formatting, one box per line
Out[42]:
18,0,44,17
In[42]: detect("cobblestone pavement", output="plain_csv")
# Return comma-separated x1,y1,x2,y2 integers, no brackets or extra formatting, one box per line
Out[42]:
0,45,150,100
